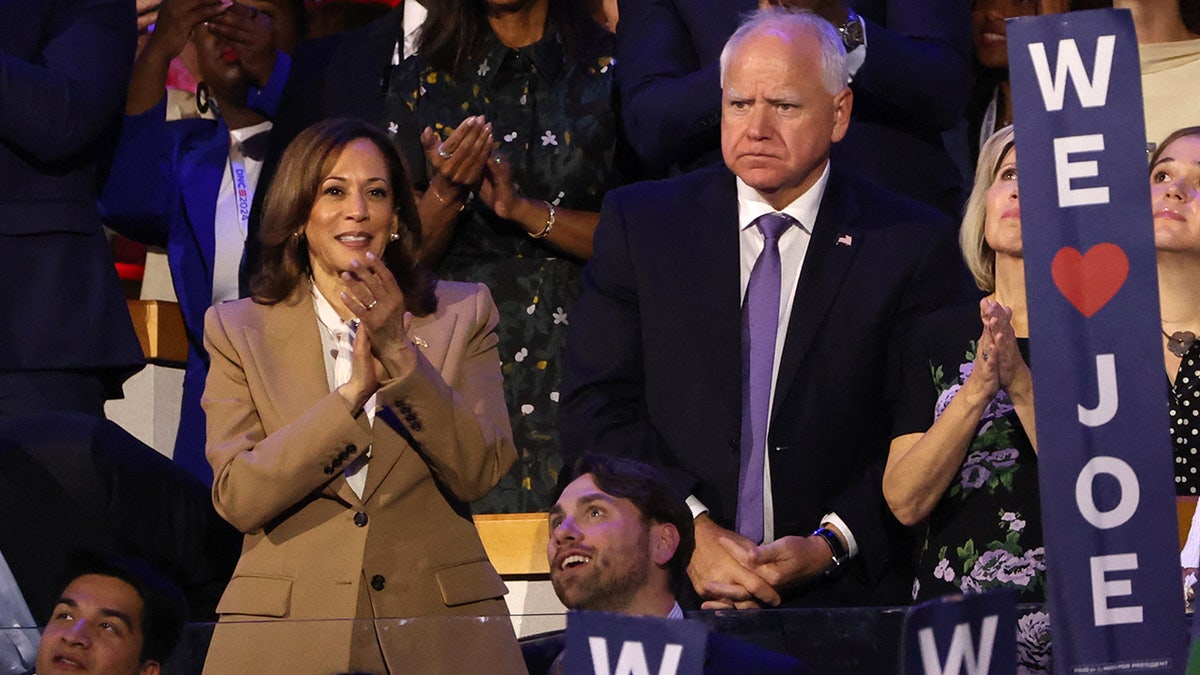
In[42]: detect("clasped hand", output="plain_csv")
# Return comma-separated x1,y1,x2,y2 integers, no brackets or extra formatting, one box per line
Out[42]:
691,516,834,610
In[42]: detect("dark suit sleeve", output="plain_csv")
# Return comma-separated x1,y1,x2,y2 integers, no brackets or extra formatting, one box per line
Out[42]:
0,0,135,162
98,99,175,247
827,215,965,584
852,0,972,132
615,0,724,171
561,192,701,496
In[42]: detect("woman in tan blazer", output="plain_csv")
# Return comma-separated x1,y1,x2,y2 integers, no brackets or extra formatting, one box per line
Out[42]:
200,119,524,674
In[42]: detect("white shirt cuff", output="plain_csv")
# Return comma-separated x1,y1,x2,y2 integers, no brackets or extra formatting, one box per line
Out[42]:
686,495,709,519
821,512,859,558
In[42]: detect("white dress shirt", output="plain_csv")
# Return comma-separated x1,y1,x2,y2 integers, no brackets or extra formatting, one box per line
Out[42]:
212,120,272,305
312,286,374,498
687,161,858,557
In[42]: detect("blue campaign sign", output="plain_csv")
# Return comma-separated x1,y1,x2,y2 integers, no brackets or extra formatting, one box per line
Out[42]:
902,589,1017,675
564,610,709,675
1007,8,1184,672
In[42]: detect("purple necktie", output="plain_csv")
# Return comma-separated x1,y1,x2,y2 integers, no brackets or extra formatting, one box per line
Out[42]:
736,212,795,543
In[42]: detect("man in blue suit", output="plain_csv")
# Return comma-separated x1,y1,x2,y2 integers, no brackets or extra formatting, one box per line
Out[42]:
524,453,810,674
0,0,144,415
561,8,968,610
616,0,971,215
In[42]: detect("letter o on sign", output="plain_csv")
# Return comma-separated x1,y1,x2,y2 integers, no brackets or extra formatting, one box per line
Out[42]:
1075,456,1139,529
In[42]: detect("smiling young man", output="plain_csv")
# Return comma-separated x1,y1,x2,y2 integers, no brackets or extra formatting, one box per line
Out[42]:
35,555,185,675
532,454,809,674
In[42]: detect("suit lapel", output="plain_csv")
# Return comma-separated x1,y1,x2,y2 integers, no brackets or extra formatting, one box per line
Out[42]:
179,124,228,281
773,170,862,413
244,288,365,506
358,305,456,503
691,168,743,423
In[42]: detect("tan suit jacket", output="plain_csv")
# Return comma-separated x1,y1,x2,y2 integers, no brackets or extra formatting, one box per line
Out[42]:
200,280,525,674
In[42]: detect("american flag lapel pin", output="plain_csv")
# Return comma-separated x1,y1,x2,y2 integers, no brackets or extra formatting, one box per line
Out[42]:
836,233,853,247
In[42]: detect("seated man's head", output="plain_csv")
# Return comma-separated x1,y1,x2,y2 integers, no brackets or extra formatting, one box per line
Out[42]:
35,553,186,675
548,454,695,615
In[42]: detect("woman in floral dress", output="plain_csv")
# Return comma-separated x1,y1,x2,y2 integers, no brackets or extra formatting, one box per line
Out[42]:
883,125,1046,606
386,0,619,511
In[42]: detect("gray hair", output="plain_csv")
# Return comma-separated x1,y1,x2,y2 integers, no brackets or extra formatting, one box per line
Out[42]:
718,7,849,96
960,125,1017,293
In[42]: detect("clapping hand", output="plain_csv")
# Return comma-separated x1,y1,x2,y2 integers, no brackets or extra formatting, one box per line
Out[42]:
421,116,494,190
203,2,280,89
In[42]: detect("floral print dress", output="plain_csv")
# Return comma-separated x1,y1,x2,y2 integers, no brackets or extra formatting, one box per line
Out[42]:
894,305,1046,603
387,22,618,512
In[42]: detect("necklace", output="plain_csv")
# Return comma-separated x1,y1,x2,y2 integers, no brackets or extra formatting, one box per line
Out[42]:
1164,328,1198,358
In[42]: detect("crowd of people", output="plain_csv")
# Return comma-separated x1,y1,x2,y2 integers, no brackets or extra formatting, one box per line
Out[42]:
3,0,1200,672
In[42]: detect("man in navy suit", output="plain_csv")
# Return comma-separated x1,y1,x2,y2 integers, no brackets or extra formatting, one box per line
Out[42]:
616,0,971,215
524,453,809,674
0,0,144,416
560,8,967,610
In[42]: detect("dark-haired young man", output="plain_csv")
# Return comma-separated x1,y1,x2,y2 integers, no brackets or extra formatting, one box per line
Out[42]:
529,454,809,674
35,556,186,675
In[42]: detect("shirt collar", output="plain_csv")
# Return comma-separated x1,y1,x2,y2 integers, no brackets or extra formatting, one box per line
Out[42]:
476,24,565,87
736,161,831,235
311,282,355,338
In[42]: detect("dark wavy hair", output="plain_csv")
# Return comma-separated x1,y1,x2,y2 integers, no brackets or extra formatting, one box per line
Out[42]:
58,552,187,665
1150,125,1200,166
417,0,597,74
251,118,437,316
565,453,696,596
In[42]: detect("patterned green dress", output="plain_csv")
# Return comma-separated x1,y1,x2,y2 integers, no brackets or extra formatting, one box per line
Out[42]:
893,305,1046,604
387,21,618,512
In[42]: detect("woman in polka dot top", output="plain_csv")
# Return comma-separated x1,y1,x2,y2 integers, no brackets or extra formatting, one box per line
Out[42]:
1149,126,1200,497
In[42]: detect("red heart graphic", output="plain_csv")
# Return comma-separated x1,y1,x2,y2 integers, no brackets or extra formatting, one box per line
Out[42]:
1050,243,1129,318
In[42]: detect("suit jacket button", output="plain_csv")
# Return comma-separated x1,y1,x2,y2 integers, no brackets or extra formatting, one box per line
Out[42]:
354,512,368,527
370,574,386,591
323,466,333,475
346,444,356,455
728,438,739,452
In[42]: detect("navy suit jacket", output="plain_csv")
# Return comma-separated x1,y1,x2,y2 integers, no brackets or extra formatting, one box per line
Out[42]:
98,57,290,483
0,0,143,392
247,5,424,286
560,163,968,606
615,0,972,214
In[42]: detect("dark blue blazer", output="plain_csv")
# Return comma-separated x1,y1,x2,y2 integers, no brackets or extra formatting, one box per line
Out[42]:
560,163,969,607
98,57,290,483
0,0,143,393
615,0,972,214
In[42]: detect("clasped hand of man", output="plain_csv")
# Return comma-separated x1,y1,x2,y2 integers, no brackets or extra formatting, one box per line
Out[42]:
690,514,840,609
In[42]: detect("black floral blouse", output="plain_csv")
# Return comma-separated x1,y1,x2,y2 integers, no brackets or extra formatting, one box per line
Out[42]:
386,21,618,512
893,305,1046,605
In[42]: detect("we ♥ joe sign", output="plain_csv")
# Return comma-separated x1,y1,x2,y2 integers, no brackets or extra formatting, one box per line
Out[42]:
1008,9,1183,672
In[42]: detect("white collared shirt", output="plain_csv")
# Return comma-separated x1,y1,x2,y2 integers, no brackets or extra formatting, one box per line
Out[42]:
312,286,373,498
212,120,272,304
687,161,858,557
